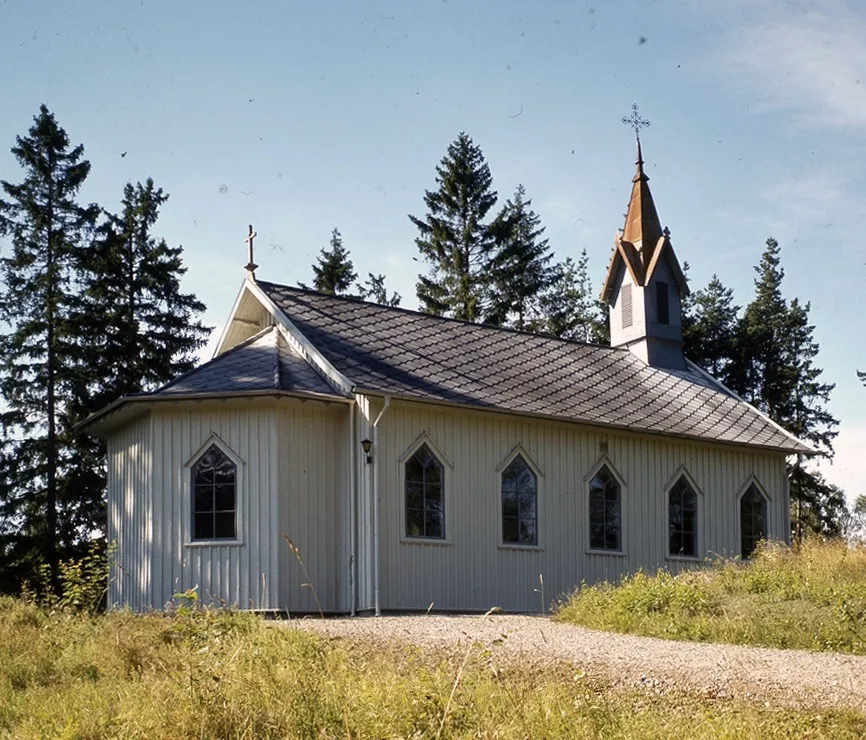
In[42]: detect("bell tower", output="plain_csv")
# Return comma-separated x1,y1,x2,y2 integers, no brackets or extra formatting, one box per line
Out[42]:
599,106,689,370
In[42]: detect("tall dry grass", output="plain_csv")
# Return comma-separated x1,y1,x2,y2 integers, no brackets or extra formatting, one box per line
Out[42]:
556,539,866,654
0,593,864,738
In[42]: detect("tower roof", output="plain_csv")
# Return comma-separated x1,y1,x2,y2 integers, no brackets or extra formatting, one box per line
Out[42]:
600,142,688,303
622,140,664,254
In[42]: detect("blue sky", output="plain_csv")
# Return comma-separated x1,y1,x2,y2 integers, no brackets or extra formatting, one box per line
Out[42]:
2,0,864,499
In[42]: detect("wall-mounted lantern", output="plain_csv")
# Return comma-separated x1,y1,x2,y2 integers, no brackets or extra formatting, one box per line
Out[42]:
361,438,373,464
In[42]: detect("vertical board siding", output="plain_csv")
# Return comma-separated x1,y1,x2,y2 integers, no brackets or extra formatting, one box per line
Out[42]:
277,403,347,613
376,400,788,613
149,404,280,610
107,416,152,610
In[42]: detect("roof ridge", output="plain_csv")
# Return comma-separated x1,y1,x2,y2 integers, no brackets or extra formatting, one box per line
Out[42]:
154,325,278,394
256,279,626,353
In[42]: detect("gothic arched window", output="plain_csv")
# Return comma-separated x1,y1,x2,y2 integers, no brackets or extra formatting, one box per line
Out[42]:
589,465,621,551
405,444,445,539
669,476,698,557
192,445,237,541
501,455,538,546
740,484,767,559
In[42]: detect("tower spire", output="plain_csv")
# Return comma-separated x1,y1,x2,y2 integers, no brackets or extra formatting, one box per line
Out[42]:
598,106,690,370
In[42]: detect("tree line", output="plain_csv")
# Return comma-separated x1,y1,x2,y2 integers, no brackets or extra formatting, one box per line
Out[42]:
306,131,847,539
0,111,852,595
304,132,609,344
0,106,208,594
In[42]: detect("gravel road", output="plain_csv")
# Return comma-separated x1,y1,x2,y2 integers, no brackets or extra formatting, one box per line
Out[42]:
284,614,866,710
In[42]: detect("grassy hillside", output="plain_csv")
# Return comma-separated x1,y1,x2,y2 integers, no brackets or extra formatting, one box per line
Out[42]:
1,594,864,738
556,539,866,654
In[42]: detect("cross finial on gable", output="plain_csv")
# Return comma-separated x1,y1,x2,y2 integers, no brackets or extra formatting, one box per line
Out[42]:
244,224,258,280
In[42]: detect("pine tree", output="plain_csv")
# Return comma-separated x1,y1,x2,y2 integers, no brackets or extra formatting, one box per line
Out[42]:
0,105,99,592
538,250,605,343
79,178,209,410
682,275,739,380
357,273,401,307
486,185,555,329
301,228,357,295
410,133,500,321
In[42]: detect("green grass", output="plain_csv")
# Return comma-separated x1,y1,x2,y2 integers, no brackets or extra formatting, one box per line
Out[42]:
555,539,866,654
0,595,864,738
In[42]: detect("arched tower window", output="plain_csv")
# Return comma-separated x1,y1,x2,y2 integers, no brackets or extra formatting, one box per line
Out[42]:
669,475,698,557
405,444,445,539
589,465,621,551
192,445,237,541
740,484,767,559
501,455,538,546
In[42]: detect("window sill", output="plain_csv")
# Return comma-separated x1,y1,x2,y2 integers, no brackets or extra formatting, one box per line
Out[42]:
498,543,543,552
586,549,627,557
666,554,701,563
184,540,244,548
400,536,452,547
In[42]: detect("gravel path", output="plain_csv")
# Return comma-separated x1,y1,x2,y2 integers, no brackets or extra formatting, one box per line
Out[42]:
283,614,866,710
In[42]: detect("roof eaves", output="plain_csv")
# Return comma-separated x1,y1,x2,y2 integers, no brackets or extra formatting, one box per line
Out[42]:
351,387,801,455
684,360,816,455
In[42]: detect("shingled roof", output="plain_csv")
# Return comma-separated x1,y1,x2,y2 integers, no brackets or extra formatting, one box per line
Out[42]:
157,325,337,398
255,280,811,454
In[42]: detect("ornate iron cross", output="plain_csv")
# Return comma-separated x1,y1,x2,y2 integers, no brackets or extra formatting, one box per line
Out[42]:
622,103,651,140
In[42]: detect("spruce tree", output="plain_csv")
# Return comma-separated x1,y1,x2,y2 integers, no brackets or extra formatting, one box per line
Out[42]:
410,133,500,321
301,228,357,295
730,238,841,537
357,273,401,307
79,178,209,411
728,239,793,417
0,106,99,592
538,250,605,343
486,185,555,329
682,275,739,380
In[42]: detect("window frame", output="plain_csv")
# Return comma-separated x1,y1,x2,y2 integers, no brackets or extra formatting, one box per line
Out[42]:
184,435,244,548
665,469,702,560
496,445,543,550
585,458,627,556
399,434,452,546
738,478,770,560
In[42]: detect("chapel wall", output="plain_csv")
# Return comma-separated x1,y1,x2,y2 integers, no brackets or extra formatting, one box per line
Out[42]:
276,401,349,613
106,414,153,610
146,402,282,610
373,400,788,613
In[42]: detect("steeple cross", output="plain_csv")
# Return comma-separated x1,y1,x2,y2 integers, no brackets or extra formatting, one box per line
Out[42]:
622,103,651,140
244,224,259,278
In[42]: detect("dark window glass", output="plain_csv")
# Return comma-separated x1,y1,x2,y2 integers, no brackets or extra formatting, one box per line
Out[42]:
669,476,698,557
589,466,621,551
192,445,237,541
405,444,445,539
740,484,767,559
501,455,538,546
656,281,670,325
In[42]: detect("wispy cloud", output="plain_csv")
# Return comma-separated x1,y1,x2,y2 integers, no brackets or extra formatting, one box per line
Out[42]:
718,2,866,131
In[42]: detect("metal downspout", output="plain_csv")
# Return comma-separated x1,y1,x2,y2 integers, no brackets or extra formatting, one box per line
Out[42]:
349,401,357,616
372,395,391,617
